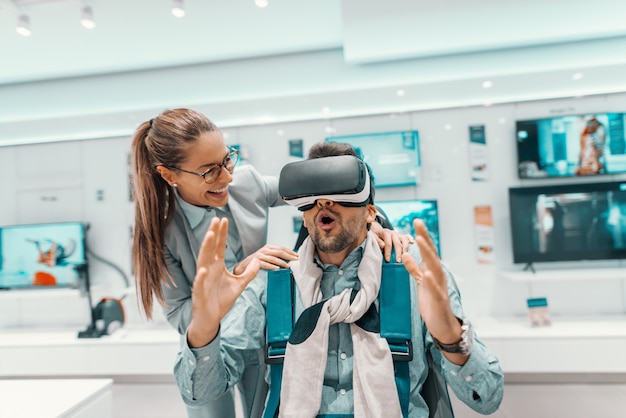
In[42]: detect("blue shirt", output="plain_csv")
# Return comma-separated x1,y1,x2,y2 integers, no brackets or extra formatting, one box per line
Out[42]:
174,239,504,417
175,191,243,269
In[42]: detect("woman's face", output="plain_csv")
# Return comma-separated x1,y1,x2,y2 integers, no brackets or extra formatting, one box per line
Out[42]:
169,131,234,207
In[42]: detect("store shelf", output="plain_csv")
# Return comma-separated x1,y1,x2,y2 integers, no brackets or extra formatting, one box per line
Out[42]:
475,315,626,374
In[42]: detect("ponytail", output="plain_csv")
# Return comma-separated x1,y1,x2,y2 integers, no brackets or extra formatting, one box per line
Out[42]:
131,122,175,318
130,108,217,319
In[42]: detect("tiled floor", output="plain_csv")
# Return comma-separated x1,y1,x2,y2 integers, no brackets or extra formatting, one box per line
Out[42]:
113,382,626,417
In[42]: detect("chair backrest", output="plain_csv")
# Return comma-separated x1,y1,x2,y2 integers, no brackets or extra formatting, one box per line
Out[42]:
282,222,453,418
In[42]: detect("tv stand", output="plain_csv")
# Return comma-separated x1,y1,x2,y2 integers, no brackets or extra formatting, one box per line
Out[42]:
77,324,107,339
523,262,536,274
76,263,105,339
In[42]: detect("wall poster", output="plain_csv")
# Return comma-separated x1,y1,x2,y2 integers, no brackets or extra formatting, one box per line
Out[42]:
474,205,495,264
469,125,489,181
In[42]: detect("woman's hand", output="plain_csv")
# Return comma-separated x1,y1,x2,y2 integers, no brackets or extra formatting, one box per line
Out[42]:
401,219,468,365
187,218,261,348
370,220,414,262
232,245,298,275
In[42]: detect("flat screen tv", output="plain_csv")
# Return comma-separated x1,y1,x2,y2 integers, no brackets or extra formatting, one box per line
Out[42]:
376,199,441,255
508,182,626,264
0,222,87,290
325,130,420,187
515,112,626,179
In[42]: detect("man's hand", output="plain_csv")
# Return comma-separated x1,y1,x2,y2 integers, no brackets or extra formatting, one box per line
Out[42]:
187,218,261,348
233,245,298,275
401,219,468,365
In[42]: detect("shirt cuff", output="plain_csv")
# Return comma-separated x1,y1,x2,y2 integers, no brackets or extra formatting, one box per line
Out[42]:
440,343,488,384
182,328,222,369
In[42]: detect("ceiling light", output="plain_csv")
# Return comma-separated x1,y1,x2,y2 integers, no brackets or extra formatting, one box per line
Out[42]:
255,0,269,7
482,80,493,89
572,72,584,81
171,0,185,18
396,89,406,96
322,107,330,114
444,124,452,131
16,14,31,37
80,6,95,29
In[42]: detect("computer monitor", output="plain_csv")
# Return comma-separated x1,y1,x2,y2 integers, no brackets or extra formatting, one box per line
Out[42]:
326,130,421,187
0,221,87,290
508,181,626,264
515,113,626,179
376,199,441,255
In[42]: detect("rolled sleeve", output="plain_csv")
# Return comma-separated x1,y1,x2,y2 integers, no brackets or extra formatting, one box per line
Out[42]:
440,339,504,414
175,331,229,405
431,257,504,414
173,271,268,406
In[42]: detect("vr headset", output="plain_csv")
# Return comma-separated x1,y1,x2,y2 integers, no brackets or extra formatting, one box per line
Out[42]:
279,155,371,211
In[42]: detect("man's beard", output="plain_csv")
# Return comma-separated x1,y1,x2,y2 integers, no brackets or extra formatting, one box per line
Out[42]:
310,212,364,253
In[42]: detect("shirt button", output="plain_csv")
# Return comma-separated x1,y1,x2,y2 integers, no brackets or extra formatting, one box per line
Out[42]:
186,389,191,394
450,370,457,376
202,356,210,362
465,375,473,382
189,359,194,366
340,353,347,360
339,389,346,395
338,269,344,276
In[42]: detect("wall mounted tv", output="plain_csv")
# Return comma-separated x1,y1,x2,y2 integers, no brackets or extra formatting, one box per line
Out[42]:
508,182,626,264
325,130,421,187
0,222,87,290
376,199,441,255
515,113,626,179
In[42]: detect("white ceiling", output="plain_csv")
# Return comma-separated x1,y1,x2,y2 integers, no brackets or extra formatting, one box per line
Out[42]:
1,0,626,145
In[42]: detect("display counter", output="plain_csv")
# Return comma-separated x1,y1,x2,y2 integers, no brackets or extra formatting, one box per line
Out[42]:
0,378,113,418
1,316,625,382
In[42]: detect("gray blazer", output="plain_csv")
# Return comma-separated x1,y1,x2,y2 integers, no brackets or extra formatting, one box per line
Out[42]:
161,165,283,333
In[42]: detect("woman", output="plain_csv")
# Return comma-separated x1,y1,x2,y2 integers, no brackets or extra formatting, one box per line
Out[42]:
130,108,409,417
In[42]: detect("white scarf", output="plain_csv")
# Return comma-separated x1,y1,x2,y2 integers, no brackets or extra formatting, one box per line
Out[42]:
278,231,402,418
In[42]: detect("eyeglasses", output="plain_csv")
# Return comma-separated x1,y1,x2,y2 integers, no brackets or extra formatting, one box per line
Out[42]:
167,148,240,184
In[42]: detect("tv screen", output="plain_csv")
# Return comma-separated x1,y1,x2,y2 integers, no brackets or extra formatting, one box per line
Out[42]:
325,130,420,187
516,113,626,178
376,199,441,255
0,222,87,290
508,182,626,264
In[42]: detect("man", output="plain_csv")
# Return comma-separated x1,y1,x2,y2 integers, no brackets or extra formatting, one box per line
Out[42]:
576,115,607,175
174,143,504,417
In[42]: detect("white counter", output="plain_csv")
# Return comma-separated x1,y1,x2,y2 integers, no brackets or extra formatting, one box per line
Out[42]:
0,378,113,418
1,316,626,382
0,327,180,378
475,315,626,375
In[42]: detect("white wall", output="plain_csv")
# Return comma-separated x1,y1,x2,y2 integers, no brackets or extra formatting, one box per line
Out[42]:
1,92,625,330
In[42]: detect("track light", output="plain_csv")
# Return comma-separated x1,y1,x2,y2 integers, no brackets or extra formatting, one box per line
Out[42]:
16,14,31,36
171,0,185,18
255,0,269,7
80,6,95,29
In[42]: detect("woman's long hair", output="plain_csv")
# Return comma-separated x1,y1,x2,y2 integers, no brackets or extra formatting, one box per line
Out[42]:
130,108,218,318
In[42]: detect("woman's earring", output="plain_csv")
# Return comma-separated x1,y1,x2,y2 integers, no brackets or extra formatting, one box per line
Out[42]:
172,183,178,188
